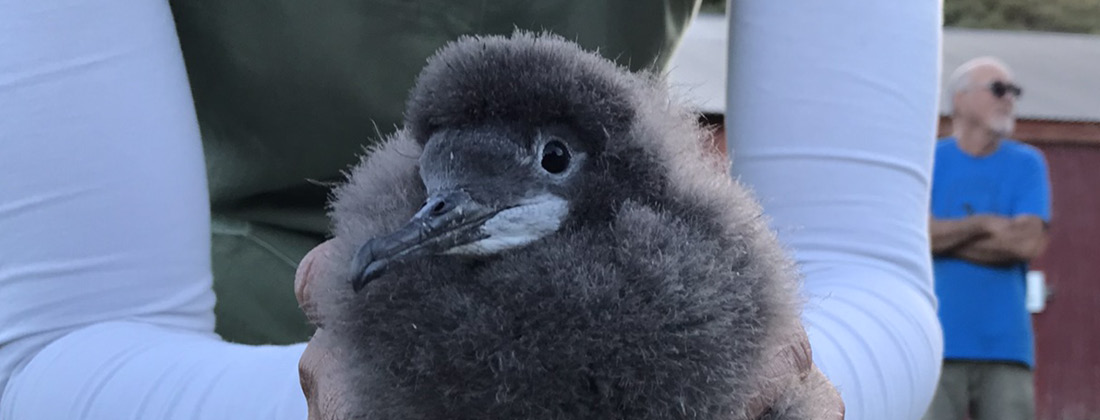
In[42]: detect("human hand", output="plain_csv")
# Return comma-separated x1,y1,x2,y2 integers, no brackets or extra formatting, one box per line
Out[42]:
743,325,846,419
296,239,353,420
972,214,1013,236
296,239,844,420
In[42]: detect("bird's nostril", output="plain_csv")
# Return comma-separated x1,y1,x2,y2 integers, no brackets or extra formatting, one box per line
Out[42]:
430,200,449,216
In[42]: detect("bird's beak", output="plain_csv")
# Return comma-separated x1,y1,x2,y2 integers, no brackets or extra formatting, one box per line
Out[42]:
350,190,495,292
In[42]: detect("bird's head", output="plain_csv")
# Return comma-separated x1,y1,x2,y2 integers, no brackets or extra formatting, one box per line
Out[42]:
349,31,693,291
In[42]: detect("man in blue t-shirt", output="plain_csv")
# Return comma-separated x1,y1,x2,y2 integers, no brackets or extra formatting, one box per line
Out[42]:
922,57,1052,420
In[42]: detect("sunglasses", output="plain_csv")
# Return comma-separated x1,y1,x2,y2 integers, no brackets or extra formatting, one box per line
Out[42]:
988,80,1023,99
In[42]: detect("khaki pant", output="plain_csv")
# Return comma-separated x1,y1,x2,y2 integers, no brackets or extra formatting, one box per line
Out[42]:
922,361,1035,420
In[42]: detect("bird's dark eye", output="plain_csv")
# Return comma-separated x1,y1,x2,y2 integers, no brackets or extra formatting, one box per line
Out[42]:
541,140,571,174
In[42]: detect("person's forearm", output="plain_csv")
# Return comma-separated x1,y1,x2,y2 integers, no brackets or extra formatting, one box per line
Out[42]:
951,237,1019,266
0,2,307,418
929,217,988,255
725,1,944,418
951,217,1048,265
2,322,307,420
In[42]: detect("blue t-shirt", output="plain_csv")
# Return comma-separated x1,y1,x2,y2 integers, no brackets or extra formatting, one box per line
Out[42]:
930,137,1051,368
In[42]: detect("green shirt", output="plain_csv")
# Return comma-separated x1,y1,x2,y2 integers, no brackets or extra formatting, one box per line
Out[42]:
169,0,701,344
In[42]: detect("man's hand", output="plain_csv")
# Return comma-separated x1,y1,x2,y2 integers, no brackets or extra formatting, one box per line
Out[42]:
974,214,1013,235
930,215,993,255
744,326,846,419
952,215,1048,265
296,240,844,420
296,240,354,420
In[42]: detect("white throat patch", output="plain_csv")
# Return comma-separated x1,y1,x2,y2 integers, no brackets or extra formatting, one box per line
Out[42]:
445,194,568,256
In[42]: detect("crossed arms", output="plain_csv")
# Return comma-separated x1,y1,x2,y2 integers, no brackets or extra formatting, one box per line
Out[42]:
930,215,1049,266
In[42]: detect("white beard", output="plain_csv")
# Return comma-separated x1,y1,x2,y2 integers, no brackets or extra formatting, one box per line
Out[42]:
989,115,1015,137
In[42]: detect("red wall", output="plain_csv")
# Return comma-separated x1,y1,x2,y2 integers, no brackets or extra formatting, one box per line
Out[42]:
711,117,1100,419
1029,142,1100,420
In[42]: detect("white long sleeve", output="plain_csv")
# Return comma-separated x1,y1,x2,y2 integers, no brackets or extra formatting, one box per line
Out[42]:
0,1,307,419
1,0,943,418
725,2,944,420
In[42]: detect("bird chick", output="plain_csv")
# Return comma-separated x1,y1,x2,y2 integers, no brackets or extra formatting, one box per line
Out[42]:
313,31,836,420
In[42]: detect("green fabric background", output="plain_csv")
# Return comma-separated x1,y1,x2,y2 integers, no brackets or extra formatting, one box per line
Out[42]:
167,0,701,345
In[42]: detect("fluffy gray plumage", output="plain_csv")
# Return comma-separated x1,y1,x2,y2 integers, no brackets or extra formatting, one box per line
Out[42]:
314,31,835,420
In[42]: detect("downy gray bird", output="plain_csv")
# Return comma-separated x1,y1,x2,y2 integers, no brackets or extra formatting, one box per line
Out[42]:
311,31,838,420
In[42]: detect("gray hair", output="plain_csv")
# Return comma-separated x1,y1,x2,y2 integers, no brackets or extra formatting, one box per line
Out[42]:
945,56,1013,114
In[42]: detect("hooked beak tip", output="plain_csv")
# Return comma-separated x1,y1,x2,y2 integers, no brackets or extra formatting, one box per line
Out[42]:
351,259,388,293
348,190,494,293
351,273,368,293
